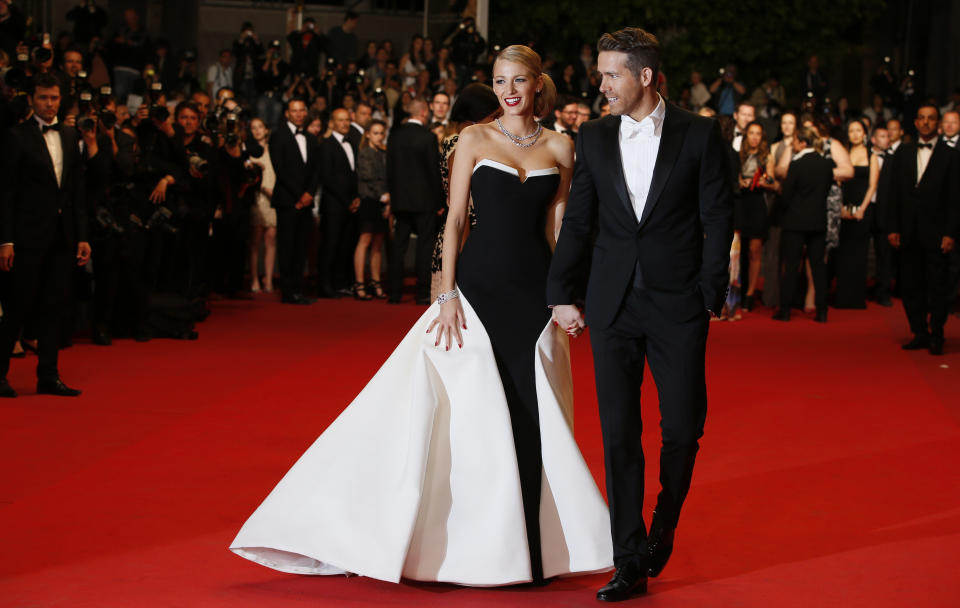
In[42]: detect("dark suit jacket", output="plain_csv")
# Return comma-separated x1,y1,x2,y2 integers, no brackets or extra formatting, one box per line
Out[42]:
780,151,835,232
0,120,87,248
268,123,320,209
886,140,960,248
319,133,358,209
347,124,363,151
385,121,443,214
547,103,734,327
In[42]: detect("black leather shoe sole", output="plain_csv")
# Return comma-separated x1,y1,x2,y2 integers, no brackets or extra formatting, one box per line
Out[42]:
902,337,929,350
36,383,81,397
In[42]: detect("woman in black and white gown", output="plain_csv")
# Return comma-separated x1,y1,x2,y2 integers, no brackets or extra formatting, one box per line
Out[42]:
230,45,613,587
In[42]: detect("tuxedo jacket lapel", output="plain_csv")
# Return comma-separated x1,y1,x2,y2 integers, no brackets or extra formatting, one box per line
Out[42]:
917,141,947,190
639,104,688,228
599,117,637,226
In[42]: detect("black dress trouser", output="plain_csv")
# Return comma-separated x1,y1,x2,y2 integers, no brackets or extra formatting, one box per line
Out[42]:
276,205,313,298
589,286,709,568
0,232,71,381
388,211,436,301
900,243,950,338
780,230,827,313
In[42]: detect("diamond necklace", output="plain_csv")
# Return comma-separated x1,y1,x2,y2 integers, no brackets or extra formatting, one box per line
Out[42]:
496,118,543,148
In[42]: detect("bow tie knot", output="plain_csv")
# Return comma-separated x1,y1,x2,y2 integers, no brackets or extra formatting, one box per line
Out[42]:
917,142,934,150
41,123,61,134
621,118,655,140
295,128,306,136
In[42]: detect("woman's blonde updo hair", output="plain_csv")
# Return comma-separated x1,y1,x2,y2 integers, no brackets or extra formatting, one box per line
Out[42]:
494,44,557,119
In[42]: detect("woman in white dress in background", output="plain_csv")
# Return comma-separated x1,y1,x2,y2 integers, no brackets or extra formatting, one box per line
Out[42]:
247,118,277,294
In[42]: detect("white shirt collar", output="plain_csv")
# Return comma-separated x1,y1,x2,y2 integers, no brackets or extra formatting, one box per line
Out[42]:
793,147,816,161
407,118,423,126
35,114,58,129
332,130,349,144
288,121,303,135
620,94,666,137
351,121,364,134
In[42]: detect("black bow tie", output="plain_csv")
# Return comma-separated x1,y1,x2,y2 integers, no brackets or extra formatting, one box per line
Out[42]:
41,123,61,134
295,128,305,136
917,142,934,150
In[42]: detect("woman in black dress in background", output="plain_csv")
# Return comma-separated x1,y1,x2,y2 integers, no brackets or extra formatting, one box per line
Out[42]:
353,119,390,299
835,118,872,308
735,121,775,310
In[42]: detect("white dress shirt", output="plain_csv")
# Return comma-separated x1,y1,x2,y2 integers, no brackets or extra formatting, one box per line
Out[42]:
732,129,744,152
619,94,666,222
36,115,64,187
332,130,355,171
287,121,307,163
792,147,816,161
943,134,958,148
916,137,936,184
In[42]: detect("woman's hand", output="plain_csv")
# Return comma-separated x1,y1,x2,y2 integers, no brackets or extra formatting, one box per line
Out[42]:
853,206,866,221
426,298,466,351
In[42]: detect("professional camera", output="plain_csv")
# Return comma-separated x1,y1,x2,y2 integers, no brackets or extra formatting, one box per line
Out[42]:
79,115,97,131
99,109,118,130
95,207,125,234
189,154,210,176
144,206,177,233
77,89,94,115
183,48,197,63
98,85,113,105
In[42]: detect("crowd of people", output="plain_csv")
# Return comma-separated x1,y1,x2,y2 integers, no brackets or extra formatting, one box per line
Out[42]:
0,0,958,397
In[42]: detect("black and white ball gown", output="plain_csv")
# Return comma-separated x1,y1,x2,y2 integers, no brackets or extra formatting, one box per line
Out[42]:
230,158,613,586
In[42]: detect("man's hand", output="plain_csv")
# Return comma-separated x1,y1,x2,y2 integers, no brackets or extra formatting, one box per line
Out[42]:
76,242,91,266
888,233,901,248
349,197,361,213
552,304,585,338
0,244,14,272
942,236,955,254
295,192,313,209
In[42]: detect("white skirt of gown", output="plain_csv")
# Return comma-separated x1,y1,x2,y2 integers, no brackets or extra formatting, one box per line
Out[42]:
230,294,614,586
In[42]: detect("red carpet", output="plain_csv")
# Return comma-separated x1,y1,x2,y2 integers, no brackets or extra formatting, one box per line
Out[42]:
1,297,959,607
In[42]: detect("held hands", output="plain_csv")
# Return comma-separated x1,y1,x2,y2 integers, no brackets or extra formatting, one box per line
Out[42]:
426,299,466,351
552,304,585,338
0,244,14,272
295,192,313,209
349,197,361,213
76,242,91,266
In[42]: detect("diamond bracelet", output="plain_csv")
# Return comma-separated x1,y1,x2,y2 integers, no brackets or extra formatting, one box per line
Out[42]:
436,289,459,305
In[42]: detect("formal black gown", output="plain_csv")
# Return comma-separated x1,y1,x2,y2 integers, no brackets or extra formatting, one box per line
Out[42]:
456,159,559,581
836,165,871,308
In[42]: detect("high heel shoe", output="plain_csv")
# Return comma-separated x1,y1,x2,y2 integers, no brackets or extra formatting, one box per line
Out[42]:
368,280,386,299
353,282,373,301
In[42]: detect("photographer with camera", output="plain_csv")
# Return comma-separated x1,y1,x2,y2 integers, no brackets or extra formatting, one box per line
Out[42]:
446,17,486,89
0,73,90,397
709,64,746,116
0,0,26,59
287,17,324,80
256,39,288,129
233,22,264,104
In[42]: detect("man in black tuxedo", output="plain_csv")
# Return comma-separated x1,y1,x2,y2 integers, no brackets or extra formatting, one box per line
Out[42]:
773,125,835,322
547,29,733,601
269,97,319,304
386,99,443,304
0,73,91,397
318,108,360,298
887,104,960,355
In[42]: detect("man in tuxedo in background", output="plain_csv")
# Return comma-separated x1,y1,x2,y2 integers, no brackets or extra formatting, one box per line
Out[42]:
774,126,836,322
270,97,319,305
548,28,733,601
386,99,443,305
348,101,372,150
731,102,754,152
0,73,91,397
942,111,959,148
318,108,360,298
552,95,579,141
869,126,895,306
887,104,960,355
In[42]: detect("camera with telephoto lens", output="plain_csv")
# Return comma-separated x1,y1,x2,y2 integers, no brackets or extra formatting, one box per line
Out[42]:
95,207,125,234
145,206,177,233
224,112,239,146
79,115,96,131
183,48,197,63
148,81,164,104
189,154,209,176
98,85,112,105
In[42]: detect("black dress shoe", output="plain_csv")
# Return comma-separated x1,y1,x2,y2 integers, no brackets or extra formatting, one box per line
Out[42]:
11,350,25,359
902,335,929,350
597,562,647,602
36,378,81,397
134,328,152,342
877,295,893,307
772,309,790,321
742,293,754,312
0,378,17,398
647,511,675,578
92,326,112,346
815,309,828,323
20,340,38,354
929,336,945,355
